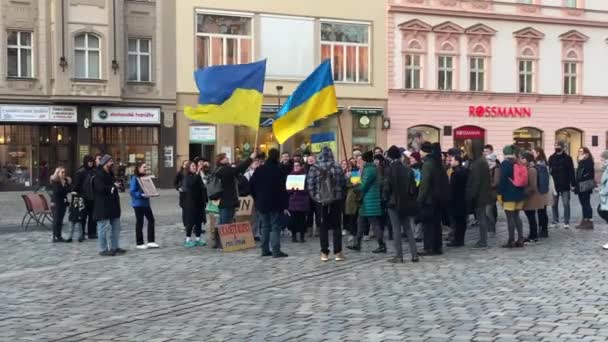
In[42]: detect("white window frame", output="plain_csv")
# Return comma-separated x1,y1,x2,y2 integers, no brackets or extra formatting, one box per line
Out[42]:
74,33,101,79
565,0,577,8
7,31,34,78
320,20,371,84
128,38,152,82
518,59,534,93
195,10,254,68
564,62,578,95
437,55,454,91
469,57,485,92
404,54,421,89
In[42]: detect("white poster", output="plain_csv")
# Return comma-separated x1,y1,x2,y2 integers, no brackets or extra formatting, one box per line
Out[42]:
92,107,160,124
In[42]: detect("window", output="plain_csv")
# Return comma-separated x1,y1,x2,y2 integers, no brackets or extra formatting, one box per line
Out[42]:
74,33,100,79
196,13,253,68
565,0,577,7
469,57,485,91
519,60,534,93
7,31,33,78
128,38,151,82
404,54,421,89
520,0,533,3
564,62,577,95
321,21,370,83
437,56,453,90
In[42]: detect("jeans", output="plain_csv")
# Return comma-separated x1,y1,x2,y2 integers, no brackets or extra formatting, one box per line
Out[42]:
474,207,490,246
525,207,548,240
356,215,382,248
505,210,523,243
52,203,67,239
259,211,282,255
97,218,121,252
134,206,155,245
69,221,84,240
319,201,342,254
485,203,497,234
552,191,571,225
387,209,417,259
578,192,593,219
219,207,236,225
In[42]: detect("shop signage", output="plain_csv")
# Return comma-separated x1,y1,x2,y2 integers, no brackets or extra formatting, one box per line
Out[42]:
0,105,77,123
189,126,216,143
350,107,384,116
454,126,485,139
358,115,371,129
469,106,532,118
92,107,160,124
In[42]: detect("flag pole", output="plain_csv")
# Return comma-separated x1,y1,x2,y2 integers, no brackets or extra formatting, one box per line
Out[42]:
336,110,348,161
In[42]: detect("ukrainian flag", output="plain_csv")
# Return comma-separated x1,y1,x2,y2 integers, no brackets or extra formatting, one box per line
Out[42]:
184,60,266,130
272,60,338,144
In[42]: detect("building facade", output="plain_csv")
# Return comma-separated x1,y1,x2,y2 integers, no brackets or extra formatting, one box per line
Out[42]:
388,0,608,163
0,0,176,191
175,0,387,165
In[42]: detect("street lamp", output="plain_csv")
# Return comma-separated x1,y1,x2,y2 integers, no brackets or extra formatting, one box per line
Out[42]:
276,85,283,153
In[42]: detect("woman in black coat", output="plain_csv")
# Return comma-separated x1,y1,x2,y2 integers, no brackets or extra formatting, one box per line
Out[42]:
575,147,595,229
446,155,469,247
174,160,189,230
50,167,71,242
182,161,208,247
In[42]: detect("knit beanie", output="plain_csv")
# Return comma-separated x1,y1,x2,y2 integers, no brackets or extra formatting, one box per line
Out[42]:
99,154,113,167
502,145,516,157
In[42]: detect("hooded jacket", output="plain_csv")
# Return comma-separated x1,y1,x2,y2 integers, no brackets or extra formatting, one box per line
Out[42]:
465,140,493,209
306,147,346,203
92,166,121,221
72,155,95,195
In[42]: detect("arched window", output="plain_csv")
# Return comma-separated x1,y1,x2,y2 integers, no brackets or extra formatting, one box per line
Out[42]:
407,125,440,151
513,127,543,150
74,33,101,79
555,127,583,157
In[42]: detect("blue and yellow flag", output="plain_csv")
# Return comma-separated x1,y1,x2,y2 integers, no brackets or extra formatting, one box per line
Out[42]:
184,60,266,130
272,60,338,144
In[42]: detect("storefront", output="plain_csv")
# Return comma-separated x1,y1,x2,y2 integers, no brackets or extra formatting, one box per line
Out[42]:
453,125,485,149
407,125,440,150
90,107,161,187
189,125,216,163
351,107,384,152
513,127,543,151
0,105,77,191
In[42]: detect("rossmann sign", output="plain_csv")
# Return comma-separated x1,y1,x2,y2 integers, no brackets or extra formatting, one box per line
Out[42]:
469,106,532,118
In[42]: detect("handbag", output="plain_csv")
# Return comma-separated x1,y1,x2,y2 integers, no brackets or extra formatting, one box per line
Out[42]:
206,169,224,200
579,179,595,193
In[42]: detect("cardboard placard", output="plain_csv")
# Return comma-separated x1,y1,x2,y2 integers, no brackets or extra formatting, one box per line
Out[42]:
218,222,255,252
136,176,160,197
236,196,253,216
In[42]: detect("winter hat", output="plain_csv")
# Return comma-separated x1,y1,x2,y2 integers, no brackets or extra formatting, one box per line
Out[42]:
420,141,432,153
601,150,608,160
99,154,113,167
362,151,374,163
410,152,421,163
502,145,516,157
447,148,461,157
520,151,534,162
387,145,401,160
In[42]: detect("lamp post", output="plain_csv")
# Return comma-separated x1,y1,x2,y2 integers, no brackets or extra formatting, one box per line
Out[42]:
276,85,283,153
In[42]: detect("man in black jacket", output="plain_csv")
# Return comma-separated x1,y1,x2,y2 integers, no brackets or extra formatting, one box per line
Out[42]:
93,155,124,256
250,149,289,258
548,141,575,229
214,151,255,225
72,155,95,241
385,146,419,263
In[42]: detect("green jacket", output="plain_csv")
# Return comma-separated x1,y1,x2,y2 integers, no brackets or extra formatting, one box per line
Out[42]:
465,140,493,209
359,163,382,217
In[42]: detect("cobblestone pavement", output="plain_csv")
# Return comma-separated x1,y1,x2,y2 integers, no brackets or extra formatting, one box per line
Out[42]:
2,191,608,341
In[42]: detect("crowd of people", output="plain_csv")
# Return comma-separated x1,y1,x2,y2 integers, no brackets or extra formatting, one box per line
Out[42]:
45,138,608,260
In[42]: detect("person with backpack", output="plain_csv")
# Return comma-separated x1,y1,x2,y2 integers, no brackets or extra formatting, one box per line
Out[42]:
250,148,290,258
348,151,384,254
498,145,526,248
50,167,71,243
446,155,469,247
92,155,125,256
130,162,159,250
548,141,576,229
575,147,595,229
72,155,95,240
465,140,492,249
521,151,549,243
385,146,419,263
308,146,347,261
532,147,551,238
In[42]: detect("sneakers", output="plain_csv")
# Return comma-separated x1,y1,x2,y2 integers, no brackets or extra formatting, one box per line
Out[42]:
342,229,348,236
387,256,403,263
136,244,148,250
147,242,160,248
273,251,288,258
549,223,557,229
602,243,608,250
99,250,112,256
335,252,345,261
184,240,196,248
194,240,207,246
563,224,570,229
321,253,329,262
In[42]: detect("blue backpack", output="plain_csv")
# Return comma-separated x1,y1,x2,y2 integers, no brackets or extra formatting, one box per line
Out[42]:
536,164,550,194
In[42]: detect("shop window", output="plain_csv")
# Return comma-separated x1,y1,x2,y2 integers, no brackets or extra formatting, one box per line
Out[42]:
407,125,440,151
234,123,277,160
453,125,485,150
555,128,583,158
7,31,33,78
196,13,253,68
128,38,151,82
513,127,543,151
74,33,101,79
352,115,377,153
321,21,370,83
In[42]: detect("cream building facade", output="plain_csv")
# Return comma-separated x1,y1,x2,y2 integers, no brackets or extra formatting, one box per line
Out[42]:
175,0,387,165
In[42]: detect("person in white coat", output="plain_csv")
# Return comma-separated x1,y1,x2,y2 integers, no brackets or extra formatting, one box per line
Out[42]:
599,151,608,249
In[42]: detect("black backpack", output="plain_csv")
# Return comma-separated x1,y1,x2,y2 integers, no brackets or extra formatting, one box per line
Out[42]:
314,165,337,205
82,173,96,201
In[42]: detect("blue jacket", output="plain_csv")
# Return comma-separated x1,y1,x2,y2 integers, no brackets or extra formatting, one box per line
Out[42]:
498,159,525,203
130,175,150,208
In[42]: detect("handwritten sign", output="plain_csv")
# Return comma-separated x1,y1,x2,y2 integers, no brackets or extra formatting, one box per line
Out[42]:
286,175,306,191
236,196,253,216
218,222,255,252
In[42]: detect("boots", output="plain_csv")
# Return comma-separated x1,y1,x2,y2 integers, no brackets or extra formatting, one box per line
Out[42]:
212,231,221,249
575,220,585,229
372,243,387,254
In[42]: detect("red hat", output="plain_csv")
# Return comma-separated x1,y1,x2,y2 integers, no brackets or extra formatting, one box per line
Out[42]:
410,152,421,163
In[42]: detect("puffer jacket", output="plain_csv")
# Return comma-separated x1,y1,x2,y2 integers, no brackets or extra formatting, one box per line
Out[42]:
359,162,382,217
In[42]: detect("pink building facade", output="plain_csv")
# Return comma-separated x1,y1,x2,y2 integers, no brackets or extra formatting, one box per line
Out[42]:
388,0,608,161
